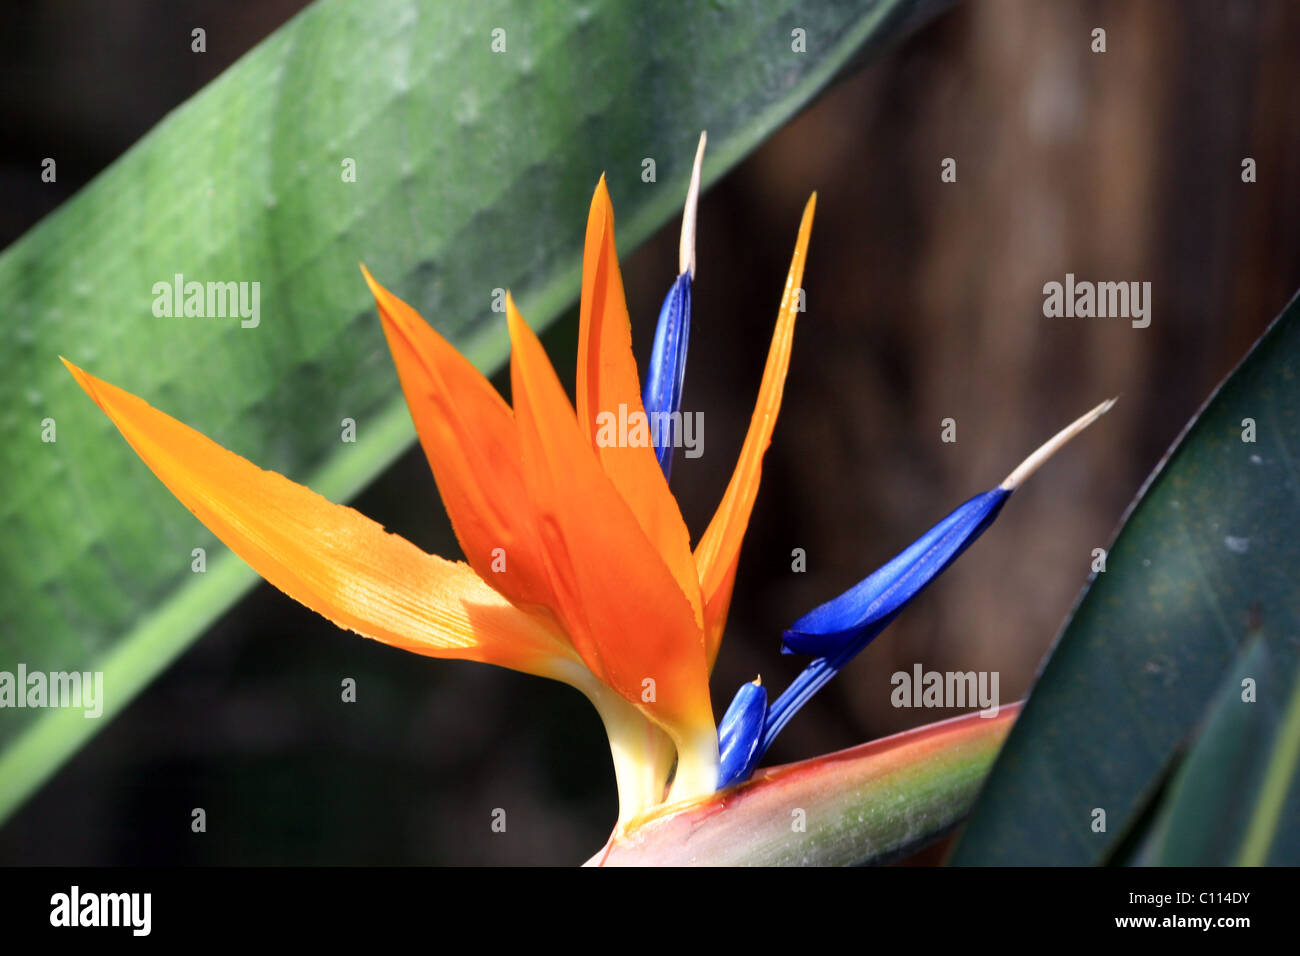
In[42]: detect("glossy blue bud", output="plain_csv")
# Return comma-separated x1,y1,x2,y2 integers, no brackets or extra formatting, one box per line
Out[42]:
717,679,768,788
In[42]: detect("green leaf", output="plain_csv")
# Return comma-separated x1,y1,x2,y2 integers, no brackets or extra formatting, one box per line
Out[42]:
1134,636,1300,866
951,289,1300,866
0,0,954,824
597,705,1017,866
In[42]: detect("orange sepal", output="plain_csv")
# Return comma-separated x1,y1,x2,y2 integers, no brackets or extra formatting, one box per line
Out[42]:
361,266,554,614
505,296,712,738
694,194,816,669
61,358,571,677
575,179,703,629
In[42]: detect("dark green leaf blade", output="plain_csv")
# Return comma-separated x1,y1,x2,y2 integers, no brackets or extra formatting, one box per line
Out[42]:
1134,636,1300,865
952,289,1300,865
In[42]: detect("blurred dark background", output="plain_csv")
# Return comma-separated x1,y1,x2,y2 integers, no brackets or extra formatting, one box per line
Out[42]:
2,0,1298,864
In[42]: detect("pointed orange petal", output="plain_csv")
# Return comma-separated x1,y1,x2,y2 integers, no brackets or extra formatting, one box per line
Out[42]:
575,179,703,629
694,194,816,669
505,296,712,739
361,266,554,614
61,358,570,676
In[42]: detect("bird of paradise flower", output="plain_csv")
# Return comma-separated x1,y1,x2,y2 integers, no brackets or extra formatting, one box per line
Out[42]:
62,134,1112,862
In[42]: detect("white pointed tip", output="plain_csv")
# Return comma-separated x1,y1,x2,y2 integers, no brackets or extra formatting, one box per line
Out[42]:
679,131,707,278
999,397,1118,491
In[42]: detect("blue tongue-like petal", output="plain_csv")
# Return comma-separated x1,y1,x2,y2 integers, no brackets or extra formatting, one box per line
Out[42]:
642,272,692,479
782,488,1010,658
743,398,1115,777
642,133,707,481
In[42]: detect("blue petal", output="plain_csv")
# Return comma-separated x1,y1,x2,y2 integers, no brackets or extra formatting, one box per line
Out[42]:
782,488,1010,657
760,486,1011,758
723,399,1115,784
641,272,692,479
717,679,768,789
